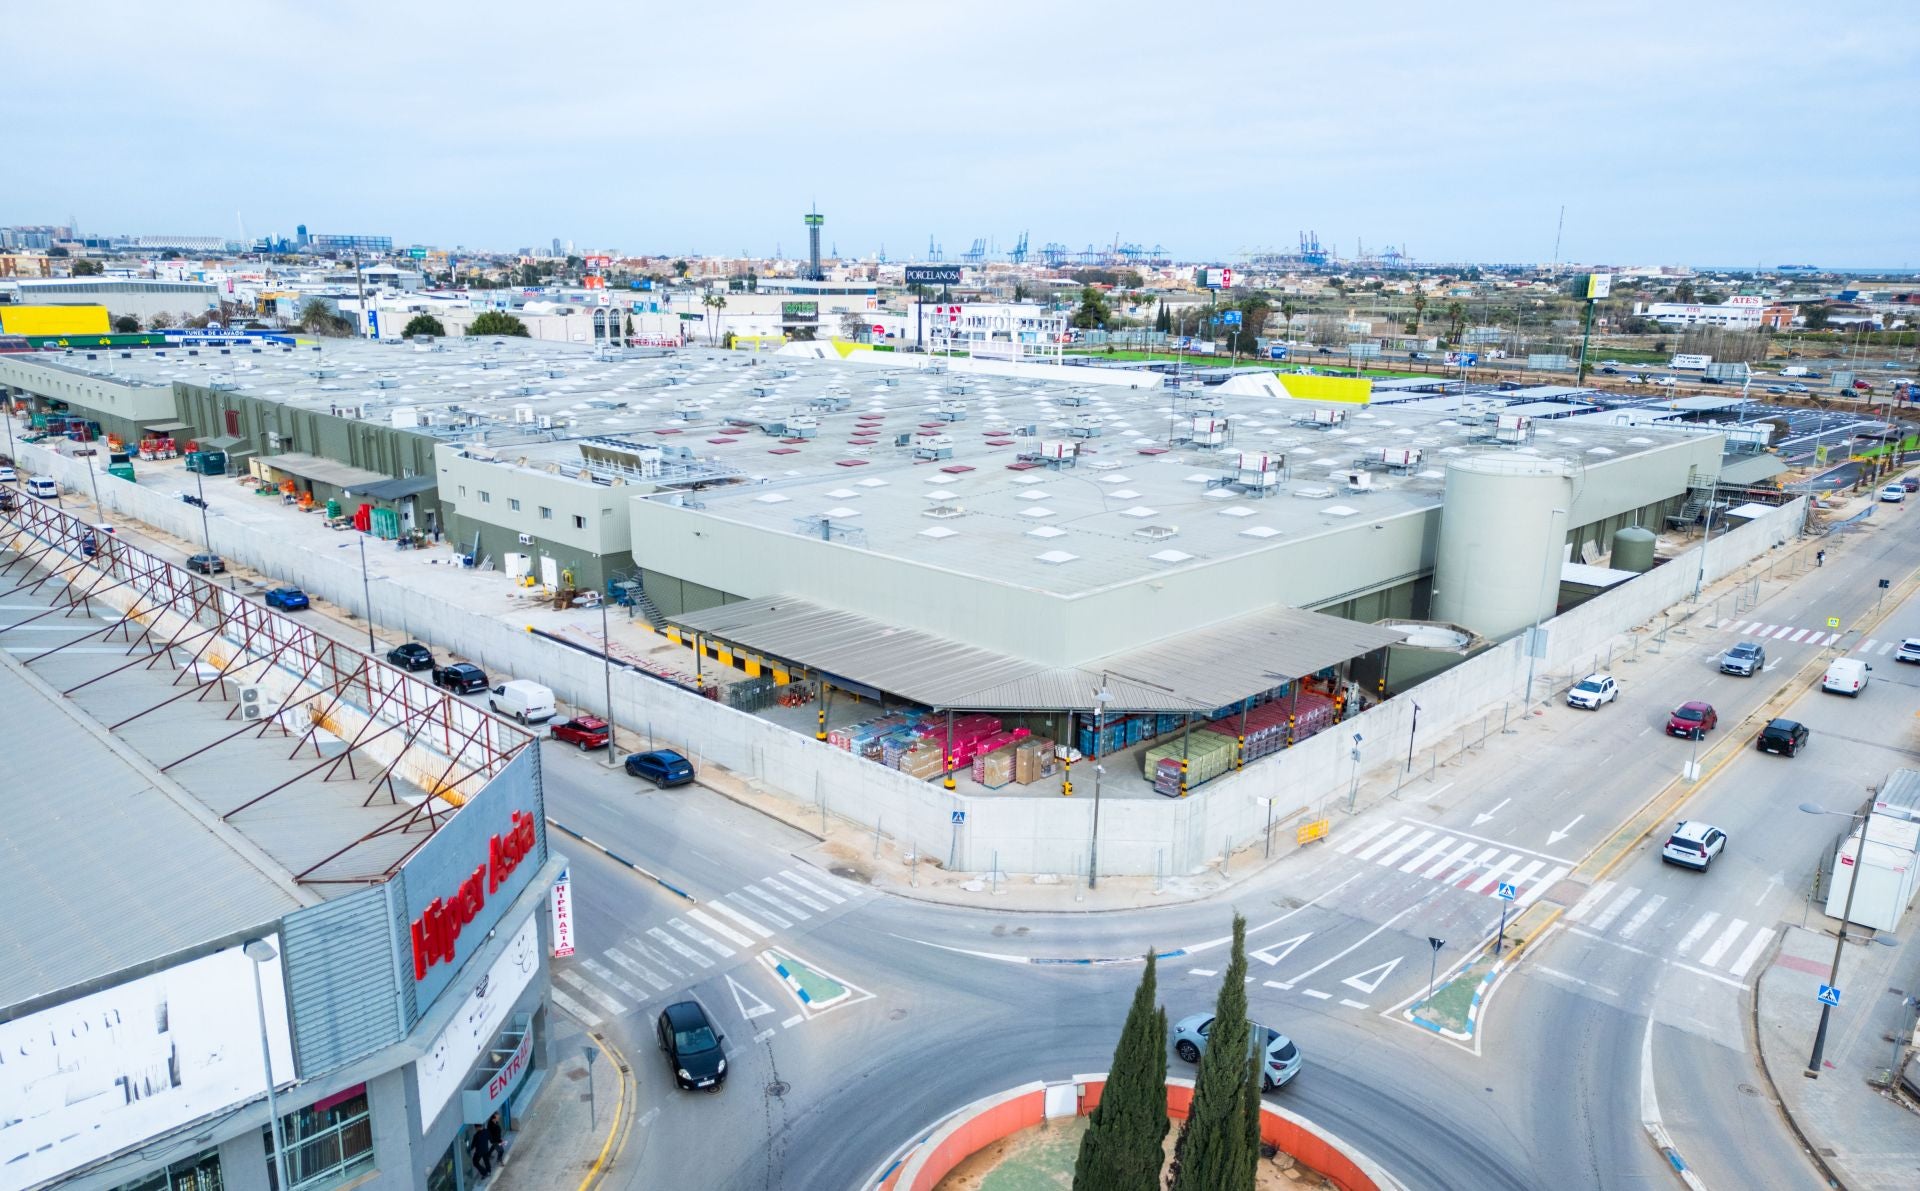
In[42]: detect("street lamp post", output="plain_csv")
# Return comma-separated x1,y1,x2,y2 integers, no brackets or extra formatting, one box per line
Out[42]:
1346,732,1364,812
357,533,376,652
1523,507,1568,708
1693,482,1720,600
1087,669,1194,888
1799,801,1875,1078
243,939,290,1190
192,466,213,558
84,447,104,525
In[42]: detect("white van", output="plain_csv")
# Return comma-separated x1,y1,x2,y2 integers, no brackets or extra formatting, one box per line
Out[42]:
488,679,556,724
1822,657,1871,696
25,476,59,500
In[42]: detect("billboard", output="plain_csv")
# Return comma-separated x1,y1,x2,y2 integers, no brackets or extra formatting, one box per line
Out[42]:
0,940,296,1188
905,265,962,285
780,301,818,321
1200,267,1234,289
1580,272,1613,300
414,914,541,1127
0,304,111,337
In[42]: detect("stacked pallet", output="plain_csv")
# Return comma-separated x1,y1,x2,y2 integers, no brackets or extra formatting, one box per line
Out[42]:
917,714,1008,770
1014,737,1057,785
968,728,1033,785
1142,733,1236,794
828,712,923,759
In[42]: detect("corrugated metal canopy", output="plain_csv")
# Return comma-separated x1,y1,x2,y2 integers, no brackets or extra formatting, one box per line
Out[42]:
199,434,243,449
259,451,390,490
140,419,192,432
355,475,437,501
669,597,1404,713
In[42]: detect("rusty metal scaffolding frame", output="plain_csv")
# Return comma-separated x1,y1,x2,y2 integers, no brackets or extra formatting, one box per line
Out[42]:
0,495,534,887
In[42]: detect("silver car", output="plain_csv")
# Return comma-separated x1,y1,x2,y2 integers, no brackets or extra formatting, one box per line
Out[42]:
1171,1013,1303,1091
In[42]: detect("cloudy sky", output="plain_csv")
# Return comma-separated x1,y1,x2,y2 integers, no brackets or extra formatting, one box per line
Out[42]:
4,1,1914,267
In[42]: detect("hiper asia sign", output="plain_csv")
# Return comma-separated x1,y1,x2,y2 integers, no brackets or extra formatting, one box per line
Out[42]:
550,867,575,958
410,809,538,983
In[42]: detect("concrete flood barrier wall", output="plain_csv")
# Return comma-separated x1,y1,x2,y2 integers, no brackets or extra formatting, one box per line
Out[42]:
872,1073,1404,1191
13,441,1805,876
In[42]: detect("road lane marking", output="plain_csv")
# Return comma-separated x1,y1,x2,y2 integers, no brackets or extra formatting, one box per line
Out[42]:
1339,998,1369,1010
781,1014,804,1029
687,908,754,948
1518,865,1571,907
580,957,650,1001
1274,894,1434,989
671,918,736,958
1504,858,1548,895
761,876,828,913
648,926,714,969
1189,968,1218,977
1355,823,1416,861
1587,886,1640,931
1728,928,1776,979
1878,640,1895,655
1262,980,1288,989
1674,912,1720,957
550,989,602,1027
1771,625,1795,639
605,946,671,991
1402,820,1577,864
753,1028,776,1043
1824,632,1842,646
1535,966,1624,998
1301,989,1331,1000
1862,639,1880,653
1333,818,1394,855
728,891,790,929
1374,829,1434,868
1789,628,1811,642
707,899,774,939
1434,845,1499,884
1400,835,1458,873
778,869,845,904
556,969,627,1015
1466,852,1521,894
1616,894,1666,940
1699,918,1749,968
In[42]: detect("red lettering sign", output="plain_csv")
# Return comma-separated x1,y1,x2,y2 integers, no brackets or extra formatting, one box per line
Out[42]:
410,811,539,981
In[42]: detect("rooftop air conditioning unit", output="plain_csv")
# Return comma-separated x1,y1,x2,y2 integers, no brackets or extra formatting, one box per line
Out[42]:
517,533,534,545
1344,470,1375,491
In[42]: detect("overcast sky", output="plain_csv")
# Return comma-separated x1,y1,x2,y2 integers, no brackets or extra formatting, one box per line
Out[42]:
4,2,1914,267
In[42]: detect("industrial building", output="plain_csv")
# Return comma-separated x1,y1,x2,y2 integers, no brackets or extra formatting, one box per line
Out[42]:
4,277,221,323
0,336,1755,788
0,495,561,1191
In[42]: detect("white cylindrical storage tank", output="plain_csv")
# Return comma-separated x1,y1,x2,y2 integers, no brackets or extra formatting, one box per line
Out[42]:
1431,456,1574,640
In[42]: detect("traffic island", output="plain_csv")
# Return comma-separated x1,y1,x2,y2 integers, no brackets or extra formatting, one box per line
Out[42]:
1406,954,1500,1039
763,947,869,1016
870,1074,1406,1191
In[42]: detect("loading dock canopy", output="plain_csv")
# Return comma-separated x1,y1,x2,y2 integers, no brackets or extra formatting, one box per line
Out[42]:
198,434,244,450
668,596,1405,713
259,451,390,490
141,420,192,433
354,475,437,501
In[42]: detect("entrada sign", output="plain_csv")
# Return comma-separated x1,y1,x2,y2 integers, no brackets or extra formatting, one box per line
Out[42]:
410,809,538,981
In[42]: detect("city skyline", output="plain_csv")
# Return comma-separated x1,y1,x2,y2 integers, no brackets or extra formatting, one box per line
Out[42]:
1,1,1915,267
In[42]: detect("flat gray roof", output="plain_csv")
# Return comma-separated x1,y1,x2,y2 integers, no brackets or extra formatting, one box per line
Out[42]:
671,595,1403,711
0,660,303,1008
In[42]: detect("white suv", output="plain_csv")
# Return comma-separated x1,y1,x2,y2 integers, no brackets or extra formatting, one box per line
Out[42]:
1566,673,1619,710
1897,639,1920,665
1661,821,1727,871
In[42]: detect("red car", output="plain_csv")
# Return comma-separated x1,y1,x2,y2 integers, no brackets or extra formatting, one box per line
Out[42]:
1666,701,1717,739
550,715,611,750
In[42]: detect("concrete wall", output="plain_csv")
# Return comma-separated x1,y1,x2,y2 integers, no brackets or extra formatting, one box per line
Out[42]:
13,436,1804,877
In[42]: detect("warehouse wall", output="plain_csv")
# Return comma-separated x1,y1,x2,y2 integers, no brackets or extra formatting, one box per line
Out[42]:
14,437,1802,876
1,356,179,440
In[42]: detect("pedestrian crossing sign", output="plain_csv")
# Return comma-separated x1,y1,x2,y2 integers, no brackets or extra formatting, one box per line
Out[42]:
1817,984,1841,1007
1496,882,1519,901
1827,617,1841,628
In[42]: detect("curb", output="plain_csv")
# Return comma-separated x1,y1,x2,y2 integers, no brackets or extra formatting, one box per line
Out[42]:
546,818,697,902
1745,930,1847,1191
1407,959,1502,1040
573,1027,635,1191
764,948,855,1012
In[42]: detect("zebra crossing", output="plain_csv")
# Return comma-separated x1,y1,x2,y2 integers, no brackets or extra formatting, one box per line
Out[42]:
1563,879,1776,984
1707,618,1843,646
548,867,867,1027
1331,818,1571,907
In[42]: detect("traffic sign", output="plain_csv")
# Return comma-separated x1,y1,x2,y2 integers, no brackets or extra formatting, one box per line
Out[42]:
1222,310,1242,326
1827,616,1841,628
1496,882,1519,901
951,810,966,825
1880,578,1891,589
1818,984,1842,1007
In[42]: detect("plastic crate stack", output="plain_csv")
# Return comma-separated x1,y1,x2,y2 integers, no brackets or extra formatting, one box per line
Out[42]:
723,677,776,711
1291,690,1337,742
1076,715,1134,758
828,712,922,756
917,714,1005,770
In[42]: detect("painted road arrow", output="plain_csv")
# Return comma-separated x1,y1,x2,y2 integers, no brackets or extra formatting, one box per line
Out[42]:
1473,797,1511,827
1548,814,1584,846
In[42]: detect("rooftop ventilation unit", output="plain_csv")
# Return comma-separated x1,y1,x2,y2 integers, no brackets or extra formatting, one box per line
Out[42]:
1235,452,1284,492
1132,524,1179,542
512,404,535,424
923,503,965,519
1055,392,1088,407
810,394,851,413
1343,470,1375,492
913,435,956,461
372,376,399,389
935,400,967,422
1299,407,1345,430
1375,447,1422,472
1066,414,1103,439
1020,439,1080,468
1492,413,1533,444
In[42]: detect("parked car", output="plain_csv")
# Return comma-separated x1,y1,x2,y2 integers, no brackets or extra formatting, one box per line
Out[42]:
1881,484,1906,503
625,748,695,787
1757,718,1809,757
1765,385,1790,395
550,715,612,750
385,642,435,671
263,587,309,611
1721,641,1765,676
1895,638,1920,664
25,476,60,500
185,553,225,574
1785,383,1809,393
1666,701,1717,739
432,661,489,694
1822,657,1870,696
0,465,16,483
489,679,556,724
1171,1014,1303,1092
1661,820,1727,871
657,1000,726,1091
1902,476,1919,493
1566,673,1619,710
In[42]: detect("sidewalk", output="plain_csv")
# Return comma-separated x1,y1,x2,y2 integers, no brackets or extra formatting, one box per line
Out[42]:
1754,923,1920,1191
490,1009,632,1191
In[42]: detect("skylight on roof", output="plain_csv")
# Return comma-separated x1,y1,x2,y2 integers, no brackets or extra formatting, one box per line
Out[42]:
1121,506,1158,518
1109,489,1141,500
1021,507,1056,518
1150,549,1194,563
1035,550,1079,565
755,493,791,504
822,506,860,518
1239,526,1281,538
1218,506,1257,517
1026,525,1067,538
1323,505,1359,516
919,526,959,539
1018,490,1051,501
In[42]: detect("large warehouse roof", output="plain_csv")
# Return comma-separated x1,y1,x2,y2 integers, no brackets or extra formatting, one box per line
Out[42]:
671,596,1404,712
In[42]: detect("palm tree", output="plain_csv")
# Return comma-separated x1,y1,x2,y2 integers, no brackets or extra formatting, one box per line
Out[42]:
1279,299,1298,348
702,291,728,346
1410,292,1429,333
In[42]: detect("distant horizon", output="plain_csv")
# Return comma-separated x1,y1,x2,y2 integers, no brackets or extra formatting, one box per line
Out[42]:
1,3,1913,269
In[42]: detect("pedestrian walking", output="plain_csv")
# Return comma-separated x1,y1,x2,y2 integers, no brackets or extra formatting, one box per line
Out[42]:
1817,549,1825,567
468,1125,492,1179
486,1113,505,1166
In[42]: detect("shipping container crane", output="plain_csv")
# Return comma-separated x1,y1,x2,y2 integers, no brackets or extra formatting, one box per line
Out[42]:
962,238,987,265
1009,231,1029,264
1040,242,1070,267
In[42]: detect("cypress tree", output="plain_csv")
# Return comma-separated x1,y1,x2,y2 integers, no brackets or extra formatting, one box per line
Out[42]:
1169,915,1255,1191
1074,953,1169,1190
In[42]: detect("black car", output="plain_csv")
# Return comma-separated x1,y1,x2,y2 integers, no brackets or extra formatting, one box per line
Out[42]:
657,1000,726,1091
186,553,226,574
625,749,695,787
1721,641,1765,676
432,662,489,694
1757,718,1809,757
386,642,434,671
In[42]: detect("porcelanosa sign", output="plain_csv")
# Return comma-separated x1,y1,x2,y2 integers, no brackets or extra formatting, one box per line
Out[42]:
0,940,296,1189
